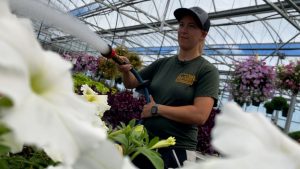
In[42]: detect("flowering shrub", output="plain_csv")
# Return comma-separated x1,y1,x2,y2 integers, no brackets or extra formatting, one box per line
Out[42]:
230,56,276,105
276,60,300,94
62,52,100,76
197,108,220,155
102,90,146,128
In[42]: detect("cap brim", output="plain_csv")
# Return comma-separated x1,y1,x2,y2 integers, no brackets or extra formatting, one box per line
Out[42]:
174,8,202,27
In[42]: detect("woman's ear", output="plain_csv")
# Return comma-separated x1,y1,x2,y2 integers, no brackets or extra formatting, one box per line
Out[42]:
198,31,207,41
201,31,208,38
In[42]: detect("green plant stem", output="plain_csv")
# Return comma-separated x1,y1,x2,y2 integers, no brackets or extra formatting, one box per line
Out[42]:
130,149,142,161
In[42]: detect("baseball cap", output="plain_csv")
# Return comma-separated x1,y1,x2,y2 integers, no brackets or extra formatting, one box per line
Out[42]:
174,7,210,32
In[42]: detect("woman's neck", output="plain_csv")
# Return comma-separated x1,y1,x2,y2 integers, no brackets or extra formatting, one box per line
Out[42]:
178,48,201,61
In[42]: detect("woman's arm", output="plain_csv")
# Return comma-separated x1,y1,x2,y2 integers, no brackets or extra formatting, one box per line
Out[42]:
141,96,214,125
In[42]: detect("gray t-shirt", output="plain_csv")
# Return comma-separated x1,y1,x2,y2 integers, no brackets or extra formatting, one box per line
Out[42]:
139,55,219,150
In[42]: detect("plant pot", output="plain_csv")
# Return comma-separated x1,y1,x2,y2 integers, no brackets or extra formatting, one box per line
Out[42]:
266,108,274,114
282,110,288,117
236,101,244,107
234,98,244,107
252,100,261,107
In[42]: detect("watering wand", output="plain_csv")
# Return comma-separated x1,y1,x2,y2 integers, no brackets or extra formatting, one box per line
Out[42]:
100,45,150,103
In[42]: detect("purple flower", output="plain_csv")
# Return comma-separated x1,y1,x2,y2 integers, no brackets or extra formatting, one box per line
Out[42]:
277,61,300,94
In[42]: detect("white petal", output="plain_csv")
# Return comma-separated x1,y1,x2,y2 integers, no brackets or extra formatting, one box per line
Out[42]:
0,10,43,66
183,153,297,169
0,0,10,16
121,157,138,169
47,165,73,169
38,51,73,94
0,40,29,106
3,95,106,165
74,141,136,169
212,102,300,157
81,85,97,95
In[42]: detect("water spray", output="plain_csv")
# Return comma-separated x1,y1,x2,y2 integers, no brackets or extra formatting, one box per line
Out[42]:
9,0,150,103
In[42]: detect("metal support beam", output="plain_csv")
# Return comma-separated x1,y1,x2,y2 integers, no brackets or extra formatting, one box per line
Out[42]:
53,0,300,40
285,0,300,14
95,0,177,41
159,0,171,31
263,0,300,31
98,0,300,35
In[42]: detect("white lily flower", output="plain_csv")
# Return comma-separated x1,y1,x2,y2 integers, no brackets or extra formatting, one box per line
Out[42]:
183,102,300,169
0,1,135,169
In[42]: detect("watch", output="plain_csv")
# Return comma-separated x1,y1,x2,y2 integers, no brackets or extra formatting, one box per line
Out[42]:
150,104,159,116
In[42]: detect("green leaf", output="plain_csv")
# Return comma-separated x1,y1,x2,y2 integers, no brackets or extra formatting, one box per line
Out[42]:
0,97,13,108
0,159,9,169
0,145,10,155
110,134,128,146
131,138,142,147
108,128,124,138
128,119,136,127
147,137,159,148
0,124,10,135
109,134,129,154
131,147,163,169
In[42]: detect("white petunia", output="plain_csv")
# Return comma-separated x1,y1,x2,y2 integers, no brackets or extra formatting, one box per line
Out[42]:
182,102,300,169
80,84,110,130
81,84,111,117
0,1,135,169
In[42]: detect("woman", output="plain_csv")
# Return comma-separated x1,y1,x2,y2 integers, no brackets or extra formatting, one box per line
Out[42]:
118,6,219,168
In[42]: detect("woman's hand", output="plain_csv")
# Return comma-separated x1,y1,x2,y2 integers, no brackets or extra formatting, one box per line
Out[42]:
141,96,156,118
116,56,132,73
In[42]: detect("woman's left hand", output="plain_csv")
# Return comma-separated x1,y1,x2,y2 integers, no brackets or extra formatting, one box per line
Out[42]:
141,96,156,118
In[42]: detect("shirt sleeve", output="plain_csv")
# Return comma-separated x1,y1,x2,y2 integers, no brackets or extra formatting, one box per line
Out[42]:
194,64,220,105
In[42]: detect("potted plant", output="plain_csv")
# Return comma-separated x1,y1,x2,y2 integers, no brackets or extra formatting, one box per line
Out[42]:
264,101,274,114
230,56,276,107
271,96,287,111
282,103,289,117
276,60,300,94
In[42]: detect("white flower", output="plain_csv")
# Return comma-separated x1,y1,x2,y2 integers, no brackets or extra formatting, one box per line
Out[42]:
183,102,300,169
0,1,135,169
81,84,111,117
80,84,110,130
81,84,97,95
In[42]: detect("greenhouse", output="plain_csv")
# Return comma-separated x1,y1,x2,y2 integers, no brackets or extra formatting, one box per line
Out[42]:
0,0,300,168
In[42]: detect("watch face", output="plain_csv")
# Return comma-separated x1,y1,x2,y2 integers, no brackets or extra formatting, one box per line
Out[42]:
151,105,158,116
